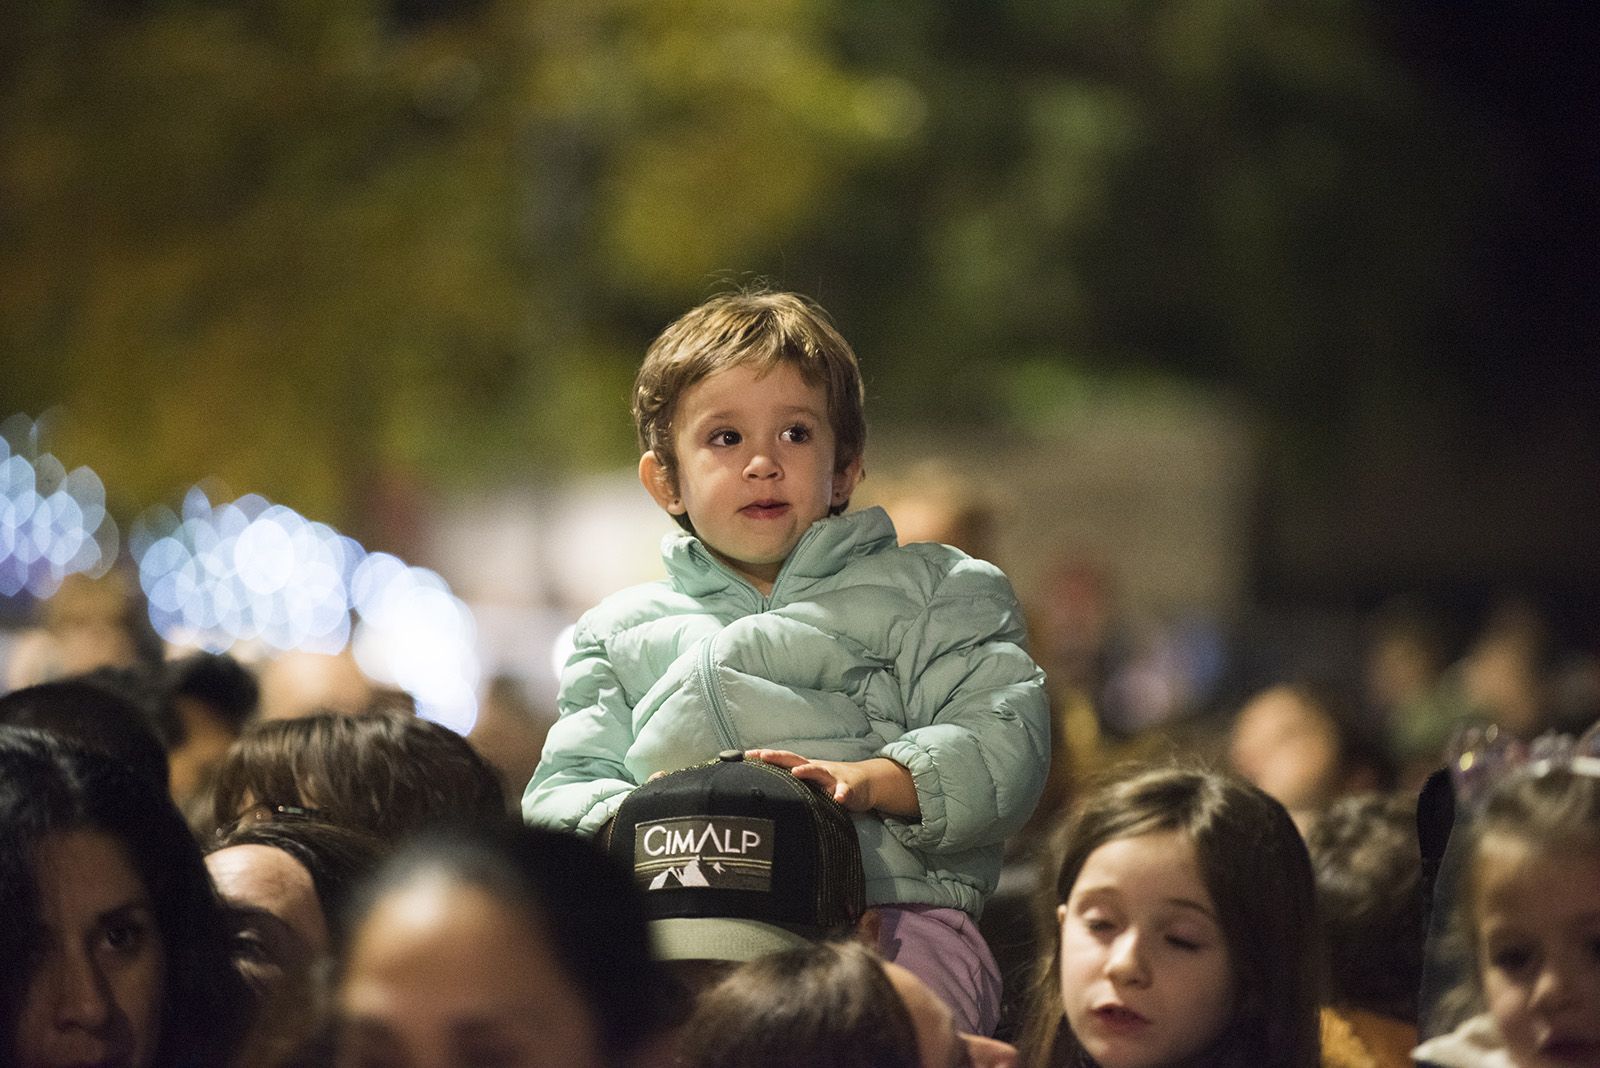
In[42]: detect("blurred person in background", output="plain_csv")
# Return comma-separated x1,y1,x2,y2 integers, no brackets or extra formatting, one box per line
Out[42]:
1228,680,1394,833
210,708,506,844
0,725,251,1068
466,673,554,811
1452,595,1554,742
164,651,260,825
1307,794,1425,1068
1364,596,1456,789
863,459,1004,564
3,569,164,690
254,648,375,721
333,824,675,1068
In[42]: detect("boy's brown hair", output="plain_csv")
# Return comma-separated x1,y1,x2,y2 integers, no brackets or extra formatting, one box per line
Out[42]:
632,290,867,530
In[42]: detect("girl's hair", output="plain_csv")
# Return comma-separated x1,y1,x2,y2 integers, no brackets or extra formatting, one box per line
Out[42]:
632,288,868,533
1438,765,1600,1026
1018,765,1322,1068
342,823,673,1062
0,725,253,1067
210,709,506,842
676,940,920,1068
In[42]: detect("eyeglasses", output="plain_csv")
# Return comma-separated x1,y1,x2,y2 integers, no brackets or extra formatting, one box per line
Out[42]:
214,802,331,841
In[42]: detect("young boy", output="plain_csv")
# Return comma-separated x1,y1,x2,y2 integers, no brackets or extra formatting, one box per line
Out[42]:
523,290,1049,1034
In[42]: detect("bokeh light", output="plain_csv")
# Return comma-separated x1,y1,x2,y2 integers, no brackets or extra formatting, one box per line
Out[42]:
130,486,480,732
351,554,480,735
0,415,119,599
130,488,361,656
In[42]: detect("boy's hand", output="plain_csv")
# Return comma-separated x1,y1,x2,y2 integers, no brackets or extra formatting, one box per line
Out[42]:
746,749,920,820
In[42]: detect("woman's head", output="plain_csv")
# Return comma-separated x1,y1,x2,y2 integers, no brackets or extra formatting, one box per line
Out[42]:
210,709,506,842
206,818,385,995
1021,765,1321,1068
0,725,250,1068
334,824,671,1068
1457,766,1600,1068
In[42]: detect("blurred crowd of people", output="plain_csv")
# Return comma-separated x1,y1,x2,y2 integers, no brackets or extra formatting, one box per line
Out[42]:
0,513,1596,1067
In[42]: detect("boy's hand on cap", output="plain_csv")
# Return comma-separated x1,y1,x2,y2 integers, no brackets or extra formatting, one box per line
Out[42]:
745,750,920,819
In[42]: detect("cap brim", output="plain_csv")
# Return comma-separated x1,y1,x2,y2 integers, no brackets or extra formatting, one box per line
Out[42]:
649,916,811,963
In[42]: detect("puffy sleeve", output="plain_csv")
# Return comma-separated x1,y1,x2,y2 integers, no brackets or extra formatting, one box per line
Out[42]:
875,557,1049,855
521,618,639,837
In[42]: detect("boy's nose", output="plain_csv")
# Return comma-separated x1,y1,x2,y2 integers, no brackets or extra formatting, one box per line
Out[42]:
1530,960,1578,1013
744,452,780,478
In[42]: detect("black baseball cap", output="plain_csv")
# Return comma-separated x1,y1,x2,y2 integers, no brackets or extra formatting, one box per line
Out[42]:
603,750,866,962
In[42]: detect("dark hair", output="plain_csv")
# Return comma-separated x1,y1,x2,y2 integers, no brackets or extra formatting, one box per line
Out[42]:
1306,793,1423,1020
633,288,868,533
167,652,260,733
0,725,252,1067
208,818,386,949
342,824,672,1061
1019,765,1322,1068
210,709,506,842
0,675,171,790
676,940,920,1068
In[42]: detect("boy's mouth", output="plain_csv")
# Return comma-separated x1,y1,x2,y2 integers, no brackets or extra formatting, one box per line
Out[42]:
1539,1034,1600,1063
740,500,789,518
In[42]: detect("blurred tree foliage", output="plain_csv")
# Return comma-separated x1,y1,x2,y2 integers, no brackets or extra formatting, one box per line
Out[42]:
0,0,1496,530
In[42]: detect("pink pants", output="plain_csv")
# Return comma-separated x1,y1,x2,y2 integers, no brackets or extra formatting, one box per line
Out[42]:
876,904,1002,1036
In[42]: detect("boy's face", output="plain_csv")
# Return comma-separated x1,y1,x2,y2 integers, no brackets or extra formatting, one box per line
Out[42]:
640,361,861,594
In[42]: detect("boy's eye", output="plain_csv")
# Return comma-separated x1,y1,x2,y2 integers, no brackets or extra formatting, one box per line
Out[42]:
709,429,742,447
1488,944,1535,975
1165,935,1202,952
781,423,812,444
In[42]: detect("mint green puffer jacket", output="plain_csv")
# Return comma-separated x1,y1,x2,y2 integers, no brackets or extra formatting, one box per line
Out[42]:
522,507,1049,916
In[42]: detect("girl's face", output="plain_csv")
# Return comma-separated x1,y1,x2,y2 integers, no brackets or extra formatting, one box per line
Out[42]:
1474,833,1600,1068
1057,831,1235,1068
336,874,607,1068
17,829,167,1068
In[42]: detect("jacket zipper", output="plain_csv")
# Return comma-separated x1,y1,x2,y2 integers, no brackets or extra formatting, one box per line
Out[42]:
698,638,740,751
694,520,827,748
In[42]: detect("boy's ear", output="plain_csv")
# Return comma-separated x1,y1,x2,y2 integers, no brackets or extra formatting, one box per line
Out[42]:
831,455,864,508
639,451,686,515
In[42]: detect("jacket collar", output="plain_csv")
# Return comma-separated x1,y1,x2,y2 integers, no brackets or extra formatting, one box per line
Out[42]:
661,507,899,601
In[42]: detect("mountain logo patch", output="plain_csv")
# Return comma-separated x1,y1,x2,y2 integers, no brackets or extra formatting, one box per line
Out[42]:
633,816,774,892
